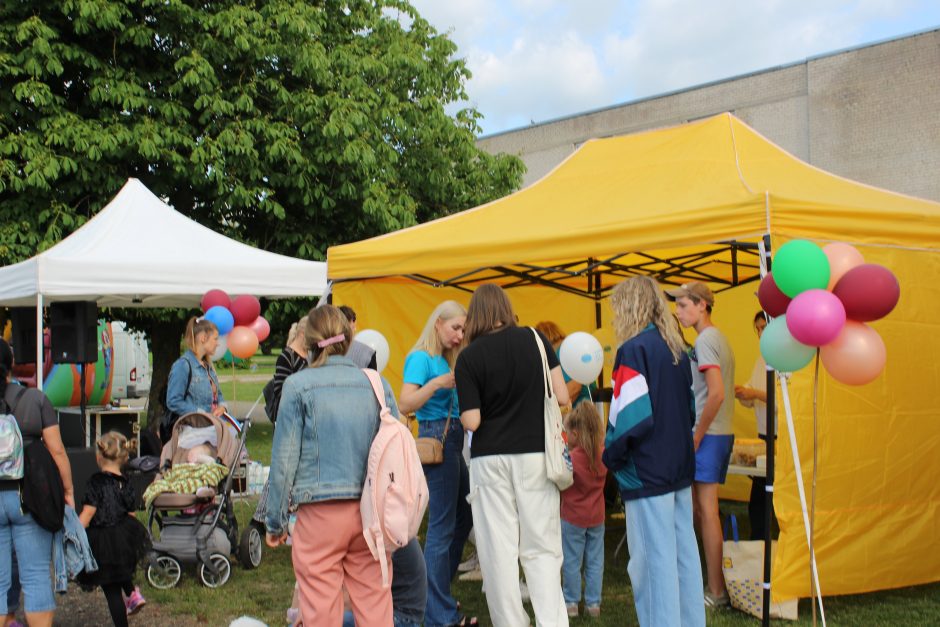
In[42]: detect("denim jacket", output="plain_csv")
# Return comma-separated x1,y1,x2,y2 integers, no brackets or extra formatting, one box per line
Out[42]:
166,350,225,416
53,506,97,593
265,357,397,536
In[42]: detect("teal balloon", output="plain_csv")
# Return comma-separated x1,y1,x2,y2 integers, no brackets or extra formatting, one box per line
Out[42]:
760,315,816,372
773,240,830,298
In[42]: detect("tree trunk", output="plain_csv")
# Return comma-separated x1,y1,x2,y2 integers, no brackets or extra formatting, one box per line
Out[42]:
144,318,187,430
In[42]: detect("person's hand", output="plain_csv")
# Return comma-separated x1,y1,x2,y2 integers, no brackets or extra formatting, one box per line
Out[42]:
693,431,704,452
433,373,456,390
212,405,226,417
266,531,288,548
64,488,75,510
735,385,755,401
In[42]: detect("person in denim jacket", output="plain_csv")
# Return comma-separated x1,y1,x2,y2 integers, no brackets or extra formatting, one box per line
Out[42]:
165,317,228,427
265,305,395,627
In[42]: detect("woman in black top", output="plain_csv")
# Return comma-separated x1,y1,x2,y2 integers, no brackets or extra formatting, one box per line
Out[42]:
267,316,310,424
454,285,570,627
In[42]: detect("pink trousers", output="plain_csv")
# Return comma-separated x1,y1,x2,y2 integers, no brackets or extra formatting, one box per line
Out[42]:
292,500,393,626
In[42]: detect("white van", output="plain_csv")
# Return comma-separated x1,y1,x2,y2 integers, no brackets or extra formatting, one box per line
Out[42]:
111,322,151,400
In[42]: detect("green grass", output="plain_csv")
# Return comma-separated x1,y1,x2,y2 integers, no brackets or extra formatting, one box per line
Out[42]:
145,427,940,626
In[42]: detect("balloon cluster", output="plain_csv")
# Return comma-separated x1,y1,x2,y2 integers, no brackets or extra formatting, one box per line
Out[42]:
758,241,899,385
559,332,605,385
200,289,271,361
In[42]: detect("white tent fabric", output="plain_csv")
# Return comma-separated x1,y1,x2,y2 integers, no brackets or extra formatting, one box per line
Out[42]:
0,178,327,308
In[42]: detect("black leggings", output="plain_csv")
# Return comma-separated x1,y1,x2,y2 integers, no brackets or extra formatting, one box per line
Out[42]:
101,581,134,627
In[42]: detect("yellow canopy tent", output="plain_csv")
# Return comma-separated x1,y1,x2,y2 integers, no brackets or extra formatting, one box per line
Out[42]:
328,113,940,601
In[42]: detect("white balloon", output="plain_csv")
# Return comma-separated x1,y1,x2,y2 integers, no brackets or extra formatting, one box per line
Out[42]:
559,332,604,384
210,335,229,362
354,329,390,373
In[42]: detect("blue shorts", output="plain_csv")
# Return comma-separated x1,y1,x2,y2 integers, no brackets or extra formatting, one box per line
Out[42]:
695,434,734,484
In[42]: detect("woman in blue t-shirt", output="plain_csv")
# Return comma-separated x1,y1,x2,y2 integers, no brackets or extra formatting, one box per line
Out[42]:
399,300,473,627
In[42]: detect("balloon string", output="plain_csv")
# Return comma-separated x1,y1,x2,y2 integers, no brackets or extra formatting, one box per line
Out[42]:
232,359,236,412
812,350,820,627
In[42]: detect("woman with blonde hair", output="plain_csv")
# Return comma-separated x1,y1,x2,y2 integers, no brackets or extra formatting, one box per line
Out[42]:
266,305,396,626
399,300,472,627
455,284,570,627
602,276,704,627
162,316,227,442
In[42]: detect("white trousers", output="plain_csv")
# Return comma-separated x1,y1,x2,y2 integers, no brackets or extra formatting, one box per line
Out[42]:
469,453,568,627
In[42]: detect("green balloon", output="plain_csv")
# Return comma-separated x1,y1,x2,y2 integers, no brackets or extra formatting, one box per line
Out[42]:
773,240,830,298
760,315,815,372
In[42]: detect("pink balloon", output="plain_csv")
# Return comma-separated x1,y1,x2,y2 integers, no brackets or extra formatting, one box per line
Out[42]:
247,316,271,343
832,264,900,322
201,289,231,313
230,295,261,326
227,326,259,359
820,321,886,385
822,243,865,290
786,289,846,347
757,273,791,318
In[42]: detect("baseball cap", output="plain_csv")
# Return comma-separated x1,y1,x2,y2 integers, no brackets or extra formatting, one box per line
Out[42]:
664,281,715,307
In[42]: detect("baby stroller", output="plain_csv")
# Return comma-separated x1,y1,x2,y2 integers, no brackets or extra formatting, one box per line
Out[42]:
145,411,253,589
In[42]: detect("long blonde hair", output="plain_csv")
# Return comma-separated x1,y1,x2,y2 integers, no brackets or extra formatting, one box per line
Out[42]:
565,402,604,475
304,305,351,368
610,276,687,364
411,300,467,368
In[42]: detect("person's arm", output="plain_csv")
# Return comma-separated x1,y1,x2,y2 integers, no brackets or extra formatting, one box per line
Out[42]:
265,377,303,545
210,367,226,415
693,367,724,450
602,351,654,473
565,379,582,402
460,408,481,432
165,359,198,416
42,424,75,509
78,504,96,528
455,353,481,432
399,375,453,415
551,366,571,407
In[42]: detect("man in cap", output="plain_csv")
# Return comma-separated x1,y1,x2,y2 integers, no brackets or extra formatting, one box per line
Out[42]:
666,281,735,608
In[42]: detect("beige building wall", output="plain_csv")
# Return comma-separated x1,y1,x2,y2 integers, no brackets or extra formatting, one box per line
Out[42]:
477,29,940,203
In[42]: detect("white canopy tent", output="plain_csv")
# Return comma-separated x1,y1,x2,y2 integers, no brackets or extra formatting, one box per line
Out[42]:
0,178,327,387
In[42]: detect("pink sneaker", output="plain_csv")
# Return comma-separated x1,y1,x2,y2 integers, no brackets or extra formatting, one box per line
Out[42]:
125,586,147,616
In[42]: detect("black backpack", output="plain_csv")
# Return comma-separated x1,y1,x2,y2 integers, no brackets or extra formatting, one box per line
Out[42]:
21,437,65,532
159,360,191,443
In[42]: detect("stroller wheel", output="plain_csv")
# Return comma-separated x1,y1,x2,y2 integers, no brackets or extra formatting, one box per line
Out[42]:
147,555,182,589
238,521,263,569
198,553,231,588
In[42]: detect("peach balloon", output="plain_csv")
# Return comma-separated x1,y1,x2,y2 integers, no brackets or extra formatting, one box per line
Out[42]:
822,242,865,290
820,321,886,385
228,326,260,359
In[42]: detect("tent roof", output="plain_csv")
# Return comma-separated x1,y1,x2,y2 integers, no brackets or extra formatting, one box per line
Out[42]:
328,113,940,294
0,178,327,308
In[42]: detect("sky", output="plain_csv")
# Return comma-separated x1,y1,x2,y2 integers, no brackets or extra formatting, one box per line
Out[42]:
406,0,940,136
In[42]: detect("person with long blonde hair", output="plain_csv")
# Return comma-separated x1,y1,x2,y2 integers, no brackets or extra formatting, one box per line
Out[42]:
603,276,704,627
399,300,472,627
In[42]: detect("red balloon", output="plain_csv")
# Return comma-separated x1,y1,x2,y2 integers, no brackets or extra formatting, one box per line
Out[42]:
230,295,261,326
832,264,900,322
247,316,271,343
228,326,259,359
757,273,791,317
201,289,231,313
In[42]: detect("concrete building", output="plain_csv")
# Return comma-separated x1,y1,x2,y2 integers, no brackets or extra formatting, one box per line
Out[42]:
477,28,940,203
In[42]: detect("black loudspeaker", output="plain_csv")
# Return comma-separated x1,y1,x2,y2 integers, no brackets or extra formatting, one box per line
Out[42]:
66,447,99,507
9,307,38,364
50,301,98,364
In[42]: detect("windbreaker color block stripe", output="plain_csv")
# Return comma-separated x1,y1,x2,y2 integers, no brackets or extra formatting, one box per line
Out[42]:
605,364,654,491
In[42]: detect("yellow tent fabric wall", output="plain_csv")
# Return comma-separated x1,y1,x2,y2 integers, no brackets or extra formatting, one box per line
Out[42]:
329,113,940,601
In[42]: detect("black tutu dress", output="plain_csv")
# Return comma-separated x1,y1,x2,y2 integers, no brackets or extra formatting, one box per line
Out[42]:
76,471,151,586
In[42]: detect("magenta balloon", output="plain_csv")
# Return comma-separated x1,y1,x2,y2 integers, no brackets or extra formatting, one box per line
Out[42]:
832,264,900,322
230,294,262,326
820,321,886,385
248,316,271,343
757,273,791,317
785,289,846,346
201,289,231,313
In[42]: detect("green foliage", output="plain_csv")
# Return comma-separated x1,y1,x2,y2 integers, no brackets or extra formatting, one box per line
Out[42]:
0,0,524,422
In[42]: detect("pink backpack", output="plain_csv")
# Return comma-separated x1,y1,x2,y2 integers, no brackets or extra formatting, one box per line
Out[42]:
360,369,429,587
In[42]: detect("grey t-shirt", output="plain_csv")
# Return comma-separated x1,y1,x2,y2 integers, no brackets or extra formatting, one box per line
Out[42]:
4,383,57,442
690,326,735,435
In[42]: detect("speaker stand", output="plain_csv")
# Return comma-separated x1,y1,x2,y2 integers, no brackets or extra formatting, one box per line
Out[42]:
79,364,88,445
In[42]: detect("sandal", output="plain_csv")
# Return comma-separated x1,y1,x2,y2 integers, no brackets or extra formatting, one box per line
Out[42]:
449,616,479,627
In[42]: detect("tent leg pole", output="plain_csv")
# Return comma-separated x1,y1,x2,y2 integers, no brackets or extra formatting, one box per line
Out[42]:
761,233,773,627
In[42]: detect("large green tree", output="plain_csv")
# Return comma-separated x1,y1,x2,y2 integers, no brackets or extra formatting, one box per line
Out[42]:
0,0,524,424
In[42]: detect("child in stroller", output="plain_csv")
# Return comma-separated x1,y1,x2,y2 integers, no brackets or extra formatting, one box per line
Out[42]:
143,411,252,588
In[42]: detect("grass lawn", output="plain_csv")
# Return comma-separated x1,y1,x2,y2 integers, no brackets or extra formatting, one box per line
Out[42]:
145,428,940,626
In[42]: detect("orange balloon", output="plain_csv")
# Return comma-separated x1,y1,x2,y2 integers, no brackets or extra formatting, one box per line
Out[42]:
820,321,885,385
822,242,865,290
228,326,259,359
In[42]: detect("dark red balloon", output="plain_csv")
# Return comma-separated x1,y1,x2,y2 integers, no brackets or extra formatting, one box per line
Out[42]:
832,264,900,322
200,289,230,313
757,273,791,317
230,294,261,326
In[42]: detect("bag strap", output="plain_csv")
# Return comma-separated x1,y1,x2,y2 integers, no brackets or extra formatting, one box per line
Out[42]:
723,514,740,543
3,386,29,436
530,327,555,401
362,368,388,411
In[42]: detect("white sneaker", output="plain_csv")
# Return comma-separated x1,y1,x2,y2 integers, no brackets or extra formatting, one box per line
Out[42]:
458,552,479,572
458,568,483,582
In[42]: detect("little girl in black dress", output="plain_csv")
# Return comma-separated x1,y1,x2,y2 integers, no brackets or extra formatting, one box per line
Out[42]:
78,431,151,626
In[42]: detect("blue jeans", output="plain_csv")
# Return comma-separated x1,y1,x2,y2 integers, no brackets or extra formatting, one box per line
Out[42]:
419,419,471,627
0,489,54,614
561,519,604,608
343,610,420,627
624,487,705,627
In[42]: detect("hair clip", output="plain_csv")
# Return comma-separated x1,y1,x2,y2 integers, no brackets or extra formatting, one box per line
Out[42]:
317,334,345,348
